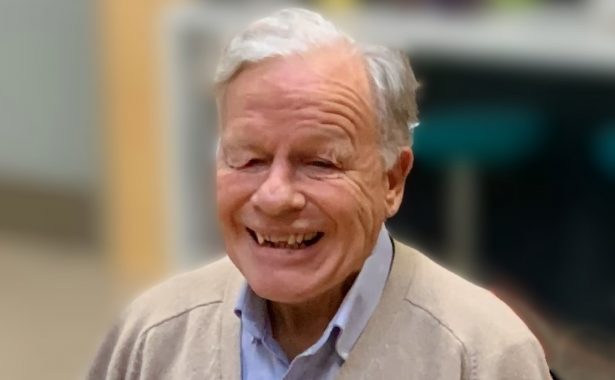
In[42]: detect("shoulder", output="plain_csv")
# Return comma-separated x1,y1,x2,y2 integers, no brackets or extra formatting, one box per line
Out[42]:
124,256,240,331
391,241,550,377
87,256,241,379
393,241,541,353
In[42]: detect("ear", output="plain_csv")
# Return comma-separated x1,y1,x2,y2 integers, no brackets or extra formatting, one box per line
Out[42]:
384,148,413,218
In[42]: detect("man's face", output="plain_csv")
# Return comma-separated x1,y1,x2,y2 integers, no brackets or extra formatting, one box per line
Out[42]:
216,46,391,303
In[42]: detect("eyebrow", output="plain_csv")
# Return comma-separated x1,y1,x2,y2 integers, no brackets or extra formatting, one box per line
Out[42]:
220,141,268,157
291,131,355,159
220,118,357,156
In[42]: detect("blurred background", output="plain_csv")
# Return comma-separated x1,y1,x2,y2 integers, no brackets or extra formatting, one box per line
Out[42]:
1,0,614,379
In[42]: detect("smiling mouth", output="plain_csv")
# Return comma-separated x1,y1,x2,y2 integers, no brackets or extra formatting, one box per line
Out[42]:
246,228,324,250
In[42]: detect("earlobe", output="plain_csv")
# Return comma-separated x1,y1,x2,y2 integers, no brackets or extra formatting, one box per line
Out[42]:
385,148,413,217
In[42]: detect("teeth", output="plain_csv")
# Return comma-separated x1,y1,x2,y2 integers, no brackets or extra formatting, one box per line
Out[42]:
252,230,320,246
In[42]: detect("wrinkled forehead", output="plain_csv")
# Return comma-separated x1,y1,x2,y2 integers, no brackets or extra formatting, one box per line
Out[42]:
220,44,375,123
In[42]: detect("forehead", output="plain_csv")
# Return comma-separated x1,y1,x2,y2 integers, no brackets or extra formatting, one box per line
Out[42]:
221,44,375,122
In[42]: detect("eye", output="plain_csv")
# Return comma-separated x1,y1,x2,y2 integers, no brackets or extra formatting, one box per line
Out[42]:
243,158,266,168
309,160,336,169
226,157,267,170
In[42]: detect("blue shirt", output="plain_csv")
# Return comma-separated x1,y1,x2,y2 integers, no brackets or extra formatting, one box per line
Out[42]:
234,226,393,380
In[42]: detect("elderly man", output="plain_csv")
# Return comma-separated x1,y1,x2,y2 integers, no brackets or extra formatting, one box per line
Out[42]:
89,8,551,380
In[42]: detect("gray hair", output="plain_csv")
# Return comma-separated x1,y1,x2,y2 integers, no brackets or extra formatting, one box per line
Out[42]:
214,8,419,168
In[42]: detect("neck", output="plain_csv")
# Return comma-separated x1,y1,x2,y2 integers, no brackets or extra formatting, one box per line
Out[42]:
267,273,357,360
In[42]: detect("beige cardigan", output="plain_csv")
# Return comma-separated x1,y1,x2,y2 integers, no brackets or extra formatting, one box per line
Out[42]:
88,241,551,379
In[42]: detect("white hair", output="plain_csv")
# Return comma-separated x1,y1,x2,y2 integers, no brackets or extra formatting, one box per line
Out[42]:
214,8,419,168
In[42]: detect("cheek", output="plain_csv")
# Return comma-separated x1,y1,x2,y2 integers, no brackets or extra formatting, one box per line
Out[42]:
305,170,386,235
344,175,386,228
216,169,258,225
343,155,388,221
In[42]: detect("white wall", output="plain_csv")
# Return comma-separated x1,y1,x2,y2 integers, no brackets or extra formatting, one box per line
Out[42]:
0,0,97,190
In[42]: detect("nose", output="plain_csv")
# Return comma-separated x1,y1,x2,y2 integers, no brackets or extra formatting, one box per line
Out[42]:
251,161,306,216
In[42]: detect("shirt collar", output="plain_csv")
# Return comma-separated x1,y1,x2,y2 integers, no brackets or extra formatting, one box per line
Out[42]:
234,280,268,342
234,225,393,361
331,225,393,359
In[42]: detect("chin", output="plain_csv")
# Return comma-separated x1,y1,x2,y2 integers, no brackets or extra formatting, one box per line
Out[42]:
244,268,323,304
